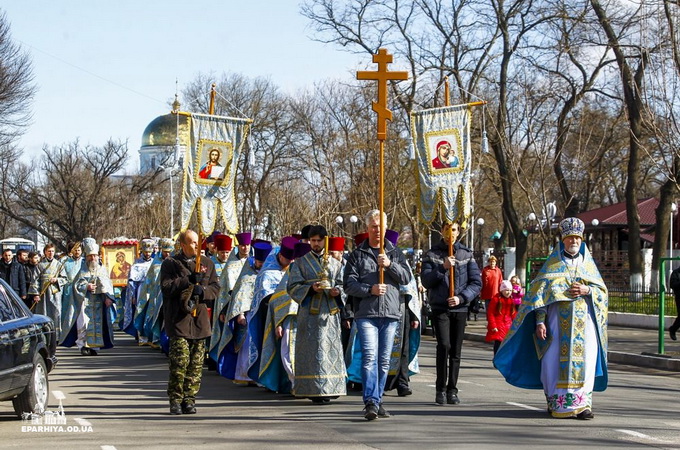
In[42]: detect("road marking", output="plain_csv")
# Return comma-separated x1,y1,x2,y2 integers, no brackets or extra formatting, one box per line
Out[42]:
74,418,92,427
616,429,662,441
507,402,543,411
101,446,117,450
459,379,485,387
52,390,66,400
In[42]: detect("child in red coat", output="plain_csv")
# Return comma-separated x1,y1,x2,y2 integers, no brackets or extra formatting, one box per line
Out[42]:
485,280,517,354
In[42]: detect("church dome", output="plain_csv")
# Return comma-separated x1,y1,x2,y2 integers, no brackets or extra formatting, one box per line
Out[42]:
141,112,190,147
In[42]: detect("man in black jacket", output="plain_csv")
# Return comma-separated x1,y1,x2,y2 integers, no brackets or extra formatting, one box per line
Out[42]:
161,229,220,415
0,248,26,301
344,210,412,420
421,221,481,405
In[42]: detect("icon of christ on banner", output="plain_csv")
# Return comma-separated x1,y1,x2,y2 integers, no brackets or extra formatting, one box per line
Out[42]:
195,139,232,184
199,147,225,180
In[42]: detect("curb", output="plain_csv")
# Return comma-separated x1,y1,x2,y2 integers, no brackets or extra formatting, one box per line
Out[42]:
464,332,680,372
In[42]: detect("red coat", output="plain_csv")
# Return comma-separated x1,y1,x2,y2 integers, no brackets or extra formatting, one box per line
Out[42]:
485,292,517,342
480,266,502,300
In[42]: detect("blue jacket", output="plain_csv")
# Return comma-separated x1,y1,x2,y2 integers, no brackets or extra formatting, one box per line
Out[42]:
421,240,481,313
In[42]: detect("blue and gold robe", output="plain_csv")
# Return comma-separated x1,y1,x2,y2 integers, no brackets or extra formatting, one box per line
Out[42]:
259,272,298,393
59,256,83,345
62,263,116,350
216,258,258,380
134,255,165,346
494,242,608,417
208,250,247,361
245,250,287,382
123,257,154,338
288,251,347,398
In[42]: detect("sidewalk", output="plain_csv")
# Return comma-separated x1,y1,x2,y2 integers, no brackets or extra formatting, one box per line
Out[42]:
460,312,680,371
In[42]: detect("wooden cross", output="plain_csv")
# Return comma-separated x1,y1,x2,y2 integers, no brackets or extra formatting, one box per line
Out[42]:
357,48,408,141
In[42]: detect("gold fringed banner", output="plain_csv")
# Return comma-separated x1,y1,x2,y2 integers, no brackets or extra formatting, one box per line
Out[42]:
410,104,472,225
180,112,252,235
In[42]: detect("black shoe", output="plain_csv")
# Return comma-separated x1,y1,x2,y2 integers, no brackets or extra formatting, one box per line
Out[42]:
397,386,412,397
447,391,460,405
576,409,594,420
169,403,182,415
378,404,391,418
181,401,196,414
364,402,378,421
80,347,97,356
435,391,445,405
670,328,677,341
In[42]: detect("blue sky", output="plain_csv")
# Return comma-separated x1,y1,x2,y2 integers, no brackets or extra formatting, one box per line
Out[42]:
2,2,364,171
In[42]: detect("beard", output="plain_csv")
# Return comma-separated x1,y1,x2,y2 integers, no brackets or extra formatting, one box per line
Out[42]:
87,260,99,272
566,243,580,255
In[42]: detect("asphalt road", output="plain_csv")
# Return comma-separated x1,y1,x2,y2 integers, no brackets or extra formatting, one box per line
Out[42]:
1,331,679,449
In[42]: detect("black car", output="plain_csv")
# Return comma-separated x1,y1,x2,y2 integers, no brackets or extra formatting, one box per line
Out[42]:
0,278,58,417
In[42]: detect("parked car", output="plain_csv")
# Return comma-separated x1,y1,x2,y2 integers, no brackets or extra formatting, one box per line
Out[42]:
0,278,57,418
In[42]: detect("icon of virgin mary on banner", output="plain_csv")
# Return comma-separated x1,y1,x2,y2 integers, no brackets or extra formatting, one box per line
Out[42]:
410,104,471,224
181,112,252,235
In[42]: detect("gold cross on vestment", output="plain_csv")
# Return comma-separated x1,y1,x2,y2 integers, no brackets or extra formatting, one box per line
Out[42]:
357,48,408,141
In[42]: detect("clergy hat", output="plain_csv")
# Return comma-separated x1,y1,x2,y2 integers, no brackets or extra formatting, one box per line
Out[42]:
206,230,222,244
385,229,399,246
294,242,312,259
215,235,233,252
140,238,155,253
159,238,175,253
559,217,585,239
279,236,298,260
300,224,313,240
354,232,369,247
82,237,99,256
201,240,208,251
253,241,273,262
291,233,303,240
235,232,252,246
328,237,345,252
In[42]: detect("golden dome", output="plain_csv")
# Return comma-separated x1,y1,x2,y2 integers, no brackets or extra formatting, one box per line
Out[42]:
141,112,190,147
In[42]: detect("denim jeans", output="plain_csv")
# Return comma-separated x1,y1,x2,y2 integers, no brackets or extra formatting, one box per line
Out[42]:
356,317,399,406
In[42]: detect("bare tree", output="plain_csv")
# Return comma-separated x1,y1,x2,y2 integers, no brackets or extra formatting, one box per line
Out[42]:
0,139,162,249
590,0,655,289
0,11,35,148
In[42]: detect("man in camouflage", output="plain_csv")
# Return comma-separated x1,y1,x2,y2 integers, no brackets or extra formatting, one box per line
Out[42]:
161,230,220,415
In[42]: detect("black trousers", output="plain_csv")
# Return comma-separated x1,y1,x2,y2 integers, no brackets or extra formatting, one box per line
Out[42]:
432,310,467,393
670,295,680,333
386,309,411,391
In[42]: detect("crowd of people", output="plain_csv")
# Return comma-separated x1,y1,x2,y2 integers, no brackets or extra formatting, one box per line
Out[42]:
0,215,608,421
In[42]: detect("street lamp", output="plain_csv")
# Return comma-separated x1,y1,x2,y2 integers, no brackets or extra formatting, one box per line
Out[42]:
527,213,537,255
671,203,677,258
590,219,599,252
349,215,358,236
335,215,344,237
476,217,485,252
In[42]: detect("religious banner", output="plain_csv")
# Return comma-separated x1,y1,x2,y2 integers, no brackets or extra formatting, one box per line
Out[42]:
180,112,252,235
101,238,139,287
410,104,472,225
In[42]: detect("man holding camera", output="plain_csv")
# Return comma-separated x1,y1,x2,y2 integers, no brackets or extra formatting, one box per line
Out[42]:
161,229,221,415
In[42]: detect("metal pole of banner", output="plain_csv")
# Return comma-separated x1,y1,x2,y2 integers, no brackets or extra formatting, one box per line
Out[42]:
357,49,408,284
